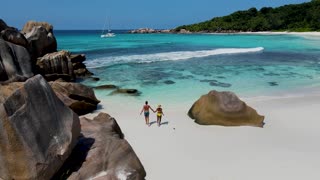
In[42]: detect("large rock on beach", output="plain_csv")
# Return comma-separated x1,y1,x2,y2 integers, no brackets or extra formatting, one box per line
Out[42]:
23,21,57,59
49,81,100,115
0,75,81,180
0,38,33,82
53,113,146,180
188,90,265,127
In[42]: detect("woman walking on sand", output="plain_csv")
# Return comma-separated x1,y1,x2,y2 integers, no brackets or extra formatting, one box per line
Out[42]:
155,105,164,127
140,101,155,126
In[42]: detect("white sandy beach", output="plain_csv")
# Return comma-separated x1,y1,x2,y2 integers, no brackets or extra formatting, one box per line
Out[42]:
207,31,320,38
84,91,320,180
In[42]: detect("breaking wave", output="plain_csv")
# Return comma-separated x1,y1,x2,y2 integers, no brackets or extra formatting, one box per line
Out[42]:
85,47,264,68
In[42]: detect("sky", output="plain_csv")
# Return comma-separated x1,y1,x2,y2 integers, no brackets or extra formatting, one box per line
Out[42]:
1,0,311,30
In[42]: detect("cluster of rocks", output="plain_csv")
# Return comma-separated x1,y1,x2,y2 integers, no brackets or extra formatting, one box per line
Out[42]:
0,19,146,180
129,28,193,34
129,28,171,34
0,20,91,83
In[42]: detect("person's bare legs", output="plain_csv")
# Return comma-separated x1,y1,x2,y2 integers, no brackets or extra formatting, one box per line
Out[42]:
157,116,162,127
147,116,150,126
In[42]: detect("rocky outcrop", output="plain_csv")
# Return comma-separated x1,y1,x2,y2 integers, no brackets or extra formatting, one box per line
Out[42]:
70,53,93,77
49,81,100,115
178,29,191,34
36,50,74,81
188,90,265,127
21,21,54,35
53,113,146,180
0,75,81,180
23,21,57,59
0,38,33,82
129,28,171,34
1,28,28,48
36,51,92,81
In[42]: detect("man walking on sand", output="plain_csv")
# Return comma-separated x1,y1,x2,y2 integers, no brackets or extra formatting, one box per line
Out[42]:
140,101,155,126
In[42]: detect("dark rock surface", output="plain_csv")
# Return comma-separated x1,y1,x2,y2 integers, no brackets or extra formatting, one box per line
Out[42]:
23,22,57,59
1,28,28,48
94,84,118,89
188,90,265,127
90,77,100,81
70,54,86,63
53,113,146,180
0,39,33,82
111,88,141,96
36,51,93,81
70,54,93,77
0,19,9,32
49,81,100,115
129,28,171,33
200,79,231,88
163,80,175,84
209,81,231,88
36,50,74,81
0,75,81,179
268,82,279,86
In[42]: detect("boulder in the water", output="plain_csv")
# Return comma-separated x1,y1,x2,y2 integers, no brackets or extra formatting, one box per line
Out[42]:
200,79,231,88
94,84,118,89
111,88,141,96
90,77,100,81
163,80,175,84
268,82,279,86
209,81,231,88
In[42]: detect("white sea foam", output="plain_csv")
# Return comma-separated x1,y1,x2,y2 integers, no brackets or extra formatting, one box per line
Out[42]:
85,47,264,68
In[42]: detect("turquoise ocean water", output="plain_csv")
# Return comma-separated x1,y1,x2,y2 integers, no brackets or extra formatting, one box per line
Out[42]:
55,30,320,105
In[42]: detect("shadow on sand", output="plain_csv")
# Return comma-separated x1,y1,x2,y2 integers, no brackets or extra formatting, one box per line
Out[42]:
160,121,169,125
149,121,169,126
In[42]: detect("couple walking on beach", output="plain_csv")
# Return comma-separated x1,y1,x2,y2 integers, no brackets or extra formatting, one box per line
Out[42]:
140,101,164,127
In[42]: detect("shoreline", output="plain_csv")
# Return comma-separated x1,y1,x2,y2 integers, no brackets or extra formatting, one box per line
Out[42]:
204,31,320,37
84,85,320,180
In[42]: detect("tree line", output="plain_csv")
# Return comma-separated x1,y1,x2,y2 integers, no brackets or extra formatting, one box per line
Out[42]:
175,0,320,32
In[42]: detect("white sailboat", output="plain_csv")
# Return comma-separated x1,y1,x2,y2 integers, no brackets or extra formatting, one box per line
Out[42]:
101,16,115,38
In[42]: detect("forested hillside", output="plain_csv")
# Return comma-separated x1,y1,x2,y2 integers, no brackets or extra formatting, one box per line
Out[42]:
175,0,320,32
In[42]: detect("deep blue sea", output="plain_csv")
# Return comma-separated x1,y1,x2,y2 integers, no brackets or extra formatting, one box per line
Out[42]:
55,30,320,104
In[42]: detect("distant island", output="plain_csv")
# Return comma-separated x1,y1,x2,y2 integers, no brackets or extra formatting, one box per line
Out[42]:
174,0,320,33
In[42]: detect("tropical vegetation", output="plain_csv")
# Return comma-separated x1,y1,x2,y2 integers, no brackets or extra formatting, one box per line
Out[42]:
175,0,320,32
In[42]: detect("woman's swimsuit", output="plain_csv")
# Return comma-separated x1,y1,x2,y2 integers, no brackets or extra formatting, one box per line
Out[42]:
156,108,162,117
